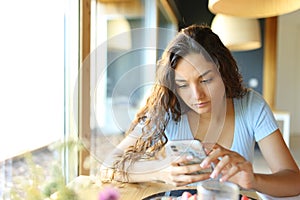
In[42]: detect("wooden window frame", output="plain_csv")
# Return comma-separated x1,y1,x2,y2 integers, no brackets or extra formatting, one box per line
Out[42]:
79,0,91,175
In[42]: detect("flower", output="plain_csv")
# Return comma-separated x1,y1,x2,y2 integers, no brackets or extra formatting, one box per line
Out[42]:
98,187,120,200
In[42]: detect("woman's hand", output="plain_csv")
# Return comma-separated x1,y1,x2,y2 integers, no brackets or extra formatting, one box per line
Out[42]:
158,155,211,186
200,143,256,189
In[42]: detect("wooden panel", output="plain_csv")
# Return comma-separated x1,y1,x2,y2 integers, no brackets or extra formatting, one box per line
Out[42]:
159,0,178,25
99,0,132,2
97,0,143,17
263,17,277,109
79,0,91,175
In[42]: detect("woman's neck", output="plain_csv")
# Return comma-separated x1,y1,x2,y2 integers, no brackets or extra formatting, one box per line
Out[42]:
187,98,234,142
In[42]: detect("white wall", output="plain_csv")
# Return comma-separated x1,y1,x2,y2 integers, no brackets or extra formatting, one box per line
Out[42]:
277,9,300,136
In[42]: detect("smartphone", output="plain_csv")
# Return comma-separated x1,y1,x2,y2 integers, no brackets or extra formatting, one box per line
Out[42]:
165,140,212,174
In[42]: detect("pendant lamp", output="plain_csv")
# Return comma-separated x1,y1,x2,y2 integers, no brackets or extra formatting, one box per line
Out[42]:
209,0,300,18
211,14,261,51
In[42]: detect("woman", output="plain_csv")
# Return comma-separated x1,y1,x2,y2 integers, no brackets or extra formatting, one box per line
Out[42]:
100,25,300,197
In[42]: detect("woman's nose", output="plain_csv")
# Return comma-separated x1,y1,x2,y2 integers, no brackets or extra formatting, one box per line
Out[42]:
191,84,206,100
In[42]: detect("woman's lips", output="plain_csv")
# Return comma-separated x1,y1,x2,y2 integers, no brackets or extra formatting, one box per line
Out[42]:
194,101,209,108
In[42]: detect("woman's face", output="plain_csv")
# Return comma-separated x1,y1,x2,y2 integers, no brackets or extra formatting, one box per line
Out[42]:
174,53,226,115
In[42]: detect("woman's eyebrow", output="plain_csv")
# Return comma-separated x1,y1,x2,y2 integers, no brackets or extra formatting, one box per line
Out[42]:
175,69,213,82
199,69,212,78
175,79,186,82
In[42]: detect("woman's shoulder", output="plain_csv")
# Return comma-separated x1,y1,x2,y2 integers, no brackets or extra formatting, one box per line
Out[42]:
242,88,263,99
234,89,278,142
236,89,266,107
234,89,276,124
233,89,272,120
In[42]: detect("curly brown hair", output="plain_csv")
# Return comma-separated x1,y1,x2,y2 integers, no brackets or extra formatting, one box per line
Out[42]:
111,24,247,181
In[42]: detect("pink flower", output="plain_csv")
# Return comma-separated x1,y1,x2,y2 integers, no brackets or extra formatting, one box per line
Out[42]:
98,187,120,200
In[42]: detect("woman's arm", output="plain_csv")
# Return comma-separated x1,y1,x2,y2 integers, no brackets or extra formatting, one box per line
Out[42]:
201,129,300,197
99,127,172,183
99,128,152,182
99,130,211,184
253,129,300,197
101,153,211,185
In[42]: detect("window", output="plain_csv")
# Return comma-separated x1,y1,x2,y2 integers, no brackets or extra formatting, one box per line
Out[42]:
0,0,79,197
87,0,177,176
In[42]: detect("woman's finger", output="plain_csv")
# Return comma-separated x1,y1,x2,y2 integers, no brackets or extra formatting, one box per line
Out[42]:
170,163,208,175
171,154,194,166
219,164,240,182
200,145,227,168
168,173,211,186
209,154,231,179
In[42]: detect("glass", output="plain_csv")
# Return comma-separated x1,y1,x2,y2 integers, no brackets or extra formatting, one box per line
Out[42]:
0,0,78,198
197,180,239,200
89,0,177,176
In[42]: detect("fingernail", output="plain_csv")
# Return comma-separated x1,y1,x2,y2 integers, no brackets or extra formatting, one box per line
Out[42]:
186,155,193,160
210,171,216,179
200,160,207,168
181,192,190,200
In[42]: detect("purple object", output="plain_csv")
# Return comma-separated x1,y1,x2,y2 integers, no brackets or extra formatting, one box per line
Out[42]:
98,187,120,200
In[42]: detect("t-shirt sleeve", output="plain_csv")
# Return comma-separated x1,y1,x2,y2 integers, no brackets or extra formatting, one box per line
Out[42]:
246,90,279,141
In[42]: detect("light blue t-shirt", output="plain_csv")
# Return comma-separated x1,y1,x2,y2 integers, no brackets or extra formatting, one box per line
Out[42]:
165,89,279,162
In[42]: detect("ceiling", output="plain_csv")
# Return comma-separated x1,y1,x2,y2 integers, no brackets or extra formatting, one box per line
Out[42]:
167,0,215,29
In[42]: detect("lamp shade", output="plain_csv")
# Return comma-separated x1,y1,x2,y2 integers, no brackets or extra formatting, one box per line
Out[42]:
107,18,132,50
208,0,300,18
211,14,261,51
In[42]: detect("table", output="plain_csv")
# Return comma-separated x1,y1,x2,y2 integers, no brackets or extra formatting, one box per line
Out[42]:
50,175,260,200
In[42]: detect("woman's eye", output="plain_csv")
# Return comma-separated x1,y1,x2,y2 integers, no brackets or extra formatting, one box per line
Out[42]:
201,78,212,83
176,84,188,89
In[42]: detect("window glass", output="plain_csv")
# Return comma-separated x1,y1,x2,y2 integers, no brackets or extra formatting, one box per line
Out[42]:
88,0,177,176
0,0,66,198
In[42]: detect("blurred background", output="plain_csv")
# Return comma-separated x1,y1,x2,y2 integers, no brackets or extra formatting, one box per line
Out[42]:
0,0,299,198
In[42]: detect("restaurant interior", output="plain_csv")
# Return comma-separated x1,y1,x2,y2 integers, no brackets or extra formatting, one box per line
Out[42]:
0,0,300,199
